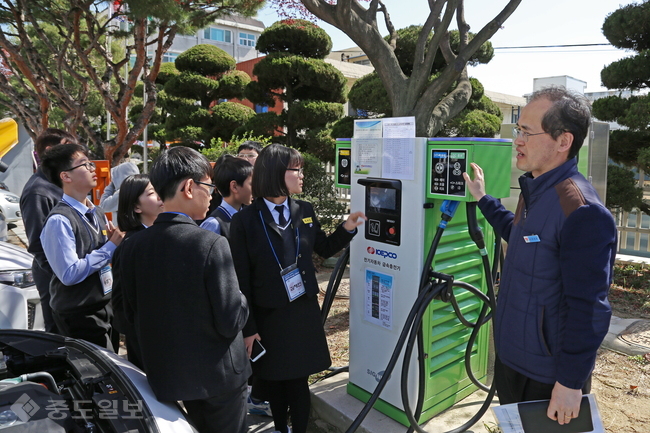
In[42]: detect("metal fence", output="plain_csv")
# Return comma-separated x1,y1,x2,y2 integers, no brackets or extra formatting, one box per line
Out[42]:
614,208,650,258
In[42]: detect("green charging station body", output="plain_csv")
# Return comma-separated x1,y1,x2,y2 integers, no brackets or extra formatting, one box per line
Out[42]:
345,136,511,426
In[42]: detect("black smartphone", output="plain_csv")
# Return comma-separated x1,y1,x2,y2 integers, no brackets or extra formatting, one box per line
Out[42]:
250,339,266,362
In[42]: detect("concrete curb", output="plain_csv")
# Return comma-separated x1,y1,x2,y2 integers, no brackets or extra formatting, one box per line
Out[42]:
309,373,498,433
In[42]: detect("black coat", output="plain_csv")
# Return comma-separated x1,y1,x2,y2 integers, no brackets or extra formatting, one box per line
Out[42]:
230,197,355,380
120,212,251,401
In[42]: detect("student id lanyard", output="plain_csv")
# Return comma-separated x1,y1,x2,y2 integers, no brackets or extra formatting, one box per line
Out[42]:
259,211,305,302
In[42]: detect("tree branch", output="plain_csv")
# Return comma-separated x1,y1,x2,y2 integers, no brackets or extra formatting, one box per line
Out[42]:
377,0,397,49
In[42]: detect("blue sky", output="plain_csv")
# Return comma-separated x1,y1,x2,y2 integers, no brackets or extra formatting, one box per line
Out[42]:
256,0,634,97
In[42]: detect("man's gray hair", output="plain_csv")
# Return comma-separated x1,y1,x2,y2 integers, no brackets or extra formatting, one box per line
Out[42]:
529,86,591,159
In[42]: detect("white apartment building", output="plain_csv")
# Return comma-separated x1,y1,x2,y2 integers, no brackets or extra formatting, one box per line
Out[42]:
164,15,265,64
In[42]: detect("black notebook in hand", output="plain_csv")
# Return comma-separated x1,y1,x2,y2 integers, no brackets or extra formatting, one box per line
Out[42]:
517,396,593,433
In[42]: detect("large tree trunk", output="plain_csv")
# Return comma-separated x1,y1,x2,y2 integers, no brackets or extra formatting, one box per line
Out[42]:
299,0,521,136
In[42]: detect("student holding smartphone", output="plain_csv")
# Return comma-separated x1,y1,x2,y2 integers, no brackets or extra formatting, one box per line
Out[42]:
230,144,365,433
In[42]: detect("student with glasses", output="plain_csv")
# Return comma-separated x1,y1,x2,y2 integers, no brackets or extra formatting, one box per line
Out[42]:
119,146,251,433
40,143,124,350
20,128,77,334
236,140,263,166
230,144,366,433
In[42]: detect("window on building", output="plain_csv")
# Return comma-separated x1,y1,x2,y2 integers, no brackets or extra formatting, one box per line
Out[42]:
203,27,232,43
163,52,179,63
254,104,268,114
239,32,256,47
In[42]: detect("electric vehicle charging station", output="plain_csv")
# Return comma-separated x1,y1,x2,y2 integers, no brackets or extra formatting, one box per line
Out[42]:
336,131,512,427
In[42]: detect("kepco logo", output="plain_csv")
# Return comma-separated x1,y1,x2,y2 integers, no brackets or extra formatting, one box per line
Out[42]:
367,246,397,260
367,369,385,383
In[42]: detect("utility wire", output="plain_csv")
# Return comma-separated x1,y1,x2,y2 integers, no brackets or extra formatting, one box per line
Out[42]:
494,43,611,49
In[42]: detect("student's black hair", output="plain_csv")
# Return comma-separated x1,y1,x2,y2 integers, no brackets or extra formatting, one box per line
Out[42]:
35,128,78,160
252,143,303,198
149,146,213,201
237,140,263,155
213,154,253,197
117,174,151,232
41,143,89,188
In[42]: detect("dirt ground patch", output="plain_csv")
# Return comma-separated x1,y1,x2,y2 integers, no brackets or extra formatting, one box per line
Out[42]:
591,349,650,432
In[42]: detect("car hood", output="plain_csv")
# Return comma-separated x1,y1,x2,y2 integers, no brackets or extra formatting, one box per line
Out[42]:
0,241,33,270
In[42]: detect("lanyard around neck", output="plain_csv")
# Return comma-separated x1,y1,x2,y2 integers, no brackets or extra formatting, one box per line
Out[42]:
259,211,299,271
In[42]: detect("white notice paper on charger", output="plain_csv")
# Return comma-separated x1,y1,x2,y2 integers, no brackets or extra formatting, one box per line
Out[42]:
382,116,415,138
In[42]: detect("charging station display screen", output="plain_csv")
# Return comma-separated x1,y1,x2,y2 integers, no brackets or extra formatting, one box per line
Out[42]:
337,147,351,186
430,149,467,197
368,187,397,212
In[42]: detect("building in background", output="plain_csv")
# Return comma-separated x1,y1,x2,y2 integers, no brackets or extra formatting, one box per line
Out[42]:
165,15,265,65
484,90,526,125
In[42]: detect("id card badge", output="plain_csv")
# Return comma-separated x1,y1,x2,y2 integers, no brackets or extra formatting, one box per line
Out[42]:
281,263,305,301
100,265,113,295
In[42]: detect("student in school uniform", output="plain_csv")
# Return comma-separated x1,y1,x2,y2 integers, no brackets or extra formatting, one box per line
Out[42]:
200,155,253,237
200,154,272,416
20,128,78,334
230,143,366,433
111,174,163,368
40,143,124,350
120,147,251,433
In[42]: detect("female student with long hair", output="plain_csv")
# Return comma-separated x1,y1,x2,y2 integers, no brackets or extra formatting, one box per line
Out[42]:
230,144,366,433
112,174,163,368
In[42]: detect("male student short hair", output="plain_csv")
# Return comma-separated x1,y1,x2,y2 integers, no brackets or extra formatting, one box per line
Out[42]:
237,140,263,155
213,155,253,198
150,146,213,201
252,144,303,198
41,143,88,188
35,128,78,161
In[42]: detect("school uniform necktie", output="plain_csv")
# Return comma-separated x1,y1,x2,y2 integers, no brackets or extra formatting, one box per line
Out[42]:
275,205,287,227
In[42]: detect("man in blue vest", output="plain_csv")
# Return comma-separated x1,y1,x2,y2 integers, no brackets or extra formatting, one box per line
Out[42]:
464,86,617,426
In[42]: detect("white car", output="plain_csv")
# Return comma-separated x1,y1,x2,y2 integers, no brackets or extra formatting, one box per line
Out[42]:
0,241,43,330
0,189,21,223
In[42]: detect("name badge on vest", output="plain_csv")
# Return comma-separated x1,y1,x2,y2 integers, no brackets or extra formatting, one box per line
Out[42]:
281,263,305,301
523,234,540,243
100,265,113,295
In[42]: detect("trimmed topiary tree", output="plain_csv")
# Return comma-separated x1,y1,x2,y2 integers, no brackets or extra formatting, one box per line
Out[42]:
593,1,650,214
242,19,347,155
161,44,253,147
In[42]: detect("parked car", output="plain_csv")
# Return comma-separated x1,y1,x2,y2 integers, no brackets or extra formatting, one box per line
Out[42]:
0,329,197,432
0,211,7,242
0,189,21,223
0,241,43,330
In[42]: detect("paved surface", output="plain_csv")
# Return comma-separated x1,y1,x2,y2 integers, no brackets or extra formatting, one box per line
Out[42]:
8,221,650,432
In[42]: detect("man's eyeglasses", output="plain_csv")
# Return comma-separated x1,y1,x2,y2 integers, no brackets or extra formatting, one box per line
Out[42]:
65,161,96,172
195,181,216,195
286,168,304,175
512,126,549,143
237,153,257,160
